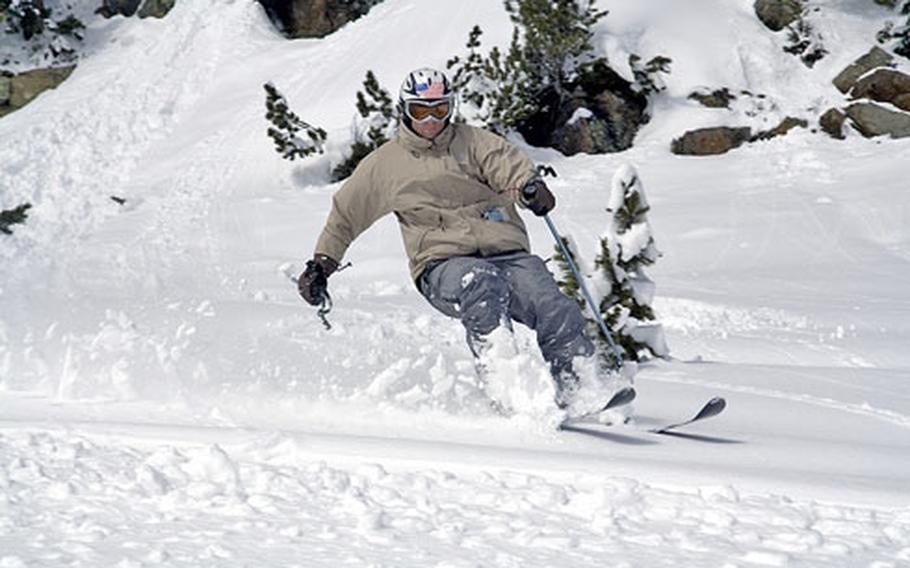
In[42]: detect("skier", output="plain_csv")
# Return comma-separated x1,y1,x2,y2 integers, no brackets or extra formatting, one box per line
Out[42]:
298,67,612,417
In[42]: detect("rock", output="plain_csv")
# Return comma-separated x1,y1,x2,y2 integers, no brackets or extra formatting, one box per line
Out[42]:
550,103,642,156
819,108,846,139
671,126,753,156
752,116,808,141
0,73,12,107
3,66,76,116
754,0,803,32
832,47,894,94
138,0,176,18
553,115,609,155
850,68,910,106
895,93,910,112
688,88,735,109
585,88,646,151
514,61,647,155
97,0,143,17
257,0,384,39
541,61,647,155
845,102,910,138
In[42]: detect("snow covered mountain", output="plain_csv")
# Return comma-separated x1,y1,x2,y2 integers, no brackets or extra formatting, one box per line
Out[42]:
1,0,909,565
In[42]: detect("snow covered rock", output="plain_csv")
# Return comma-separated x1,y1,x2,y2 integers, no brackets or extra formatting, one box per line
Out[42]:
752,116,808,141
845,101,910,138
524,62,647,156
819,107,847,139
832,46,895,94
0,72,11,106
256,0,384,39
754,0,803,32
670,126,752,156
137,0,175,19
849,68,910,110
0,65,75,119
97,0,174,19
97,0,143,18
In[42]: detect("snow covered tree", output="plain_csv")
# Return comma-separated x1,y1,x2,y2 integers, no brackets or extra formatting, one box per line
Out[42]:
629,54,672,96
447,25,516,132
447,0,608,135
1,0,83,63
783,17,828,67
2,0,49,40
591,165,667,362
331,70,397,181
877,1,910,59
550,165,668,364
263,82,327,161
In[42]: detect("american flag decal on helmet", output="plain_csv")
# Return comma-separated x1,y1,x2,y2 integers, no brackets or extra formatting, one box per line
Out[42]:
416,82,445,99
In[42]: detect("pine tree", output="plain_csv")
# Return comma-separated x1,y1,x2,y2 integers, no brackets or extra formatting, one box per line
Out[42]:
877,1,910,59
783,17,828,67
503,0,607,96
263,82,327,161
3,0,50,40
591,165,667,362
549,166,667,365
447,0,608,134
331,70,397,181
447,25,529,134
552,234,585,308
629,54,672,96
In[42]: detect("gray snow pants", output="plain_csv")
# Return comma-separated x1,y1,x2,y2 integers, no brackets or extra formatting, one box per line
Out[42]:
418,251,594,379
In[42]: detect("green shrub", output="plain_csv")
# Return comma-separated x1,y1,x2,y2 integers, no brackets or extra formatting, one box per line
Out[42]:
331,70,397,181
264,82,327,161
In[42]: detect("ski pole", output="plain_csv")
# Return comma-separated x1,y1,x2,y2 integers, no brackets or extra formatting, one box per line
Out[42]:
543,213,625,369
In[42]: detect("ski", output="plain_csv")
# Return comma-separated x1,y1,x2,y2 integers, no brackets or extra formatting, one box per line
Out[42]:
559,386,636,428
648,396,726,434
603,385,637,411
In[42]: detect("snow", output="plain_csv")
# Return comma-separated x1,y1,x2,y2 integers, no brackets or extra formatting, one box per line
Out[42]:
2,0,910,566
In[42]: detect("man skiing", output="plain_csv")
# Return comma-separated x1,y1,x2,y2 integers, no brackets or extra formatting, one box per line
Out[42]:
298,67,615,418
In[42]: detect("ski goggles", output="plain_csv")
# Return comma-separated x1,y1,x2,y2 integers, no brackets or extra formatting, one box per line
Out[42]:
404,98,453,123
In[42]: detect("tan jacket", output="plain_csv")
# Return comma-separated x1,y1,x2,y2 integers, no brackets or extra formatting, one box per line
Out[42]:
314,122,538,282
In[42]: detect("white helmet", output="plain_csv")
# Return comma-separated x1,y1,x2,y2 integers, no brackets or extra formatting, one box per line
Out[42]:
399,67,455,123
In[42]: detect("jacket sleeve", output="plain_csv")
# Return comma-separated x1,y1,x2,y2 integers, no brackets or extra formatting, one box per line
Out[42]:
314,153,391,262
470,127,538,199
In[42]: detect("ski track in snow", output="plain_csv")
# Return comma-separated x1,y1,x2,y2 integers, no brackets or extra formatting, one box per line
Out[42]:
1,428,909,568
2,0,910,565
648,371,910,431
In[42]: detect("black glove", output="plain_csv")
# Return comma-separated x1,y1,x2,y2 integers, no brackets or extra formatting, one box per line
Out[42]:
298,254,339,306
521,178,556,216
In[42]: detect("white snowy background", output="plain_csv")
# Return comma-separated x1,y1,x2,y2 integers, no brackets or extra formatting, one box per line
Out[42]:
1,0,909,566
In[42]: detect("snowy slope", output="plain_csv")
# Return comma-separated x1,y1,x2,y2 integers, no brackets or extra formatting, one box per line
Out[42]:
2,0,910,566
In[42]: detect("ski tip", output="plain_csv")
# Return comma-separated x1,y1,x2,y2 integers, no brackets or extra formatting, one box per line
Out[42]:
691,396,726,421
707,396,727,412
650,396,728,434
603,386,636,410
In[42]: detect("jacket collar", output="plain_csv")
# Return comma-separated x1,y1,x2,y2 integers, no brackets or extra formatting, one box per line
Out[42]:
396,121,456,154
